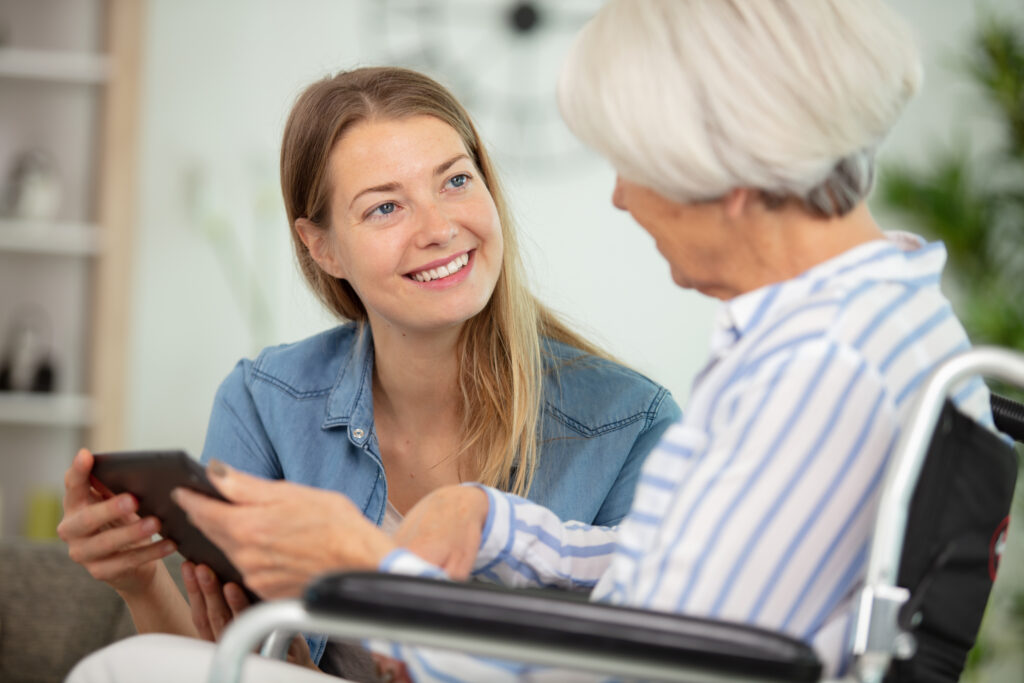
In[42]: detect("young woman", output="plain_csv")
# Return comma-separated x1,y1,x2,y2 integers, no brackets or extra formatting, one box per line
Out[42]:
58,66,680,675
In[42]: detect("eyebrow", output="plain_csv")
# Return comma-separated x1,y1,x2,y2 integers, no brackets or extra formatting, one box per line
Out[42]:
348,154,472,210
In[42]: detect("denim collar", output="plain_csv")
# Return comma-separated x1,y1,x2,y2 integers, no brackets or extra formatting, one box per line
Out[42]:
324,323,375,449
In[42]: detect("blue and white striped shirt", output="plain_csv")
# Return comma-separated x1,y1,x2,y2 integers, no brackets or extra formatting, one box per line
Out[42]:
378,233,993,681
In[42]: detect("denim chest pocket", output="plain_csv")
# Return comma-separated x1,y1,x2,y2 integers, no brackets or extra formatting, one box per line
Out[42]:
543,401,653,438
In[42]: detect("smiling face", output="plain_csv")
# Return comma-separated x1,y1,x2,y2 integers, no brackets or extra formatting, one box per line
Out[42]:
297,115,503,337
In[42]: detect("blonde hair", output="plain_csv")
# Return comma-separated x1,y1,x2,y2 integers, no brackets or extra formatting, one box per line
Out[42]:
281,67,605,496
558,0,922,217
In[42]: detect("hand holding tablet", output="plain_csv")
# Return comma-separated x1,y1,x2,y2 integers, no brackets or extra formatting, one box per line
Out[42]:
89,450,257,601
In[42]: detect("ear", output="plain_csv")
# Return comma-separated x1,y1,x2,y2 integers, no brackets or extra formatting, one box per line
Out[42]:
722,188,752,221
295,218,345,279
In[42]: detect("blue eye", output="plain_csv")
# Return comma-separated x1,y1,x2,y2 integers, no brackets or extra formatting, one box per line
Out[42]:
376,202,396,215
448,174,469,188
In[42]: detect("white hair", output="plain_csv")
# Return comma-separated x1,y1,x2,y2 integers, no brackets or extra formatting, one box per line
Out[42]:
558,0,922,217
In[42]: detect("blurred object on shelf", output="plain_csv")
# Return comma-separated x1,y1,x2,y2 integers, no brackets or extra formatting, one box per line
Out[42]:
2,149,63,221
0,306,57,393
23,487,61,540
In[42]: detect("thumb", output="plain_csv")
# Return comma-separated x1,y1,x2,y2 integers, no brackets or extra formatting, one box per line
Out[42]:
206,460,274,504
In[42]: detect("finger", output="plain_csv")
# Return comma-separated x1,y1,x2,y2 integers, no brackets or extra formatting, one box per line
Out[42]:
205,460,278,505
182,561,215,641
443,553,472,582
63,449,97,508
222,582,251,616
58,495,142,542
64,515,161,564
196,564,234,639
394,660,412,683
83,539,176,583
286,635,316,669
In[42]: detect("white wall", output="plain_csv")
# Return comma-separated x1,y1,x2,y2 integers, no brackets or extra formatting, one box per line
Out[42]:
126,0,1023,457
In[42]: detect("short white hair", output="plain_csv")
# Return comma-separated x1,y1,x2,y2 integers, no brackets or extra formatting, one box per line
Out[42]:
558,0,922,216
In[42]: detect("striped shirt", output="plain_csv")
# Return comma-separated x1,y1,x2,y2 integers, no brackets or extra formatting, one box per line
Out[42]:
377,233,993,681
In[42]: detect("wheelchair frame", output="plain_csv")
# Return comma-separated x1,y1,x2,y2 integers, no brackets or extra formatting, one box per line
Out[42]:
206,347,1024,683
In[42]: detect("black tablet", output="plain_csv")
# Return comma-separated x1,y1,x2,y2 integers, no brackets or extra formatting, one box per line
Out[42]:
91,450,257,601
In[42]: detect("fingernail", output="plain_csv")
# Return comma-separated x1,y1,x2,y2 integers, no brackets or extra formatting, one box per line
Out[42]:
142,517,158,534
208,460,228,478
119,495,135,513
170,489,182,505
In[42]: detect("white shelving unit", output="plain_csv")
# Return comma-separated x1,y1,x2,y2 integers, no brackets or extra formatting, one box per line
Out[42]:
0,219,102,256
0,393,94,428
0,0,140,538
0,47,109,84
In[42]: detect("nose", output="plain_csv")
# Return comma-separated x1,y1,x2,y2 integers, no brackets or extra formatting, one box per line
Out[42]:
611,176,627,211
416,202,457,248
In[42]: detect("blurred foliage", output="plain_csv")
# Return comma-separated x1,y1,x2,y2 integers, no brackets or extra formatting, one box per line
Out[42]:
879,17,1024,354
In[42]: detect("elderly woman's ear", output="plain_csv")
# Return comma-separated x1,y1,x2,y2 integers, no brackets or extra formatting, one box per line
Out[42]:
721,188,753,222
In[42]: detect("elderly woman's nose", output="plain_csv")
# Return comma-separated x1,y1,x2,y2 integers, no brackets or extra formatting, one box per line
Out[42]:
416,203,457,246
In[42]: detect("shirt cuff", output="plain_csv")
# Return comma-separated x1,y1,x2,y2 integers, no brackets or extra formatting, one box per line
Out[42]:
463,484,516,575
378,549,447,579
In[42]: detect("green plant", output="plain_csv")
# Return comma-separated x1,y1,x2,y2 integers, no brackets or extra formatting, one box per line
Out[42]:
879,16,1024,352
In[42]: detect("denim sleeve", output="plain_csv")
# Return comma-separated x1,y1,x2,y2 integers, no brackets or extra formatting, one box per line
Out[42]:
592,388,683,527
199,359,281,479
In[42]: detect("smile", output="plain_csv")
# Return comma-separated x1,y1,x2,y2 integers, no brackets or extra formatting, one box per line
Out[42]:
408,252,470,282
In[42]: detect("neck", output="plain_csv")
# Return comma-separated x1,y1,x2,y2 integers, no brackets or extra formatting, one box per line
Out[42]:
723,201,885,299
369,321,463,432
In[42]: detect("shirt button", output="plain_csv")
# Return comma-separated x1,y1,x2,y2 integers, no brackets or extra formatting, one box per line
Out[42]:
352,428,365,439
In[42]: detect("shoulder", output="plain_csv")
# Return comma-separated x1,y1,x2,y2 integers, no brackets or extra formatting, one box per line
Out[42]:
226,323,359,399
541,338,681,437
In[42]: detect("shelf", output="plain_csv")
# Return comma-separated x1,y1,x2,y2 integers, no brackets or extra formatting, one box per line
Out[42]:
0,47,109,84
0,220,101,256
0,392,94,428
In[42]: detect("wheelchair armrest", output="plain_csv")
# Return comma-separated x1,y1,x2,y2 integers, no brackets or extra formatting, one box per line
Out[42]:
303,572,823,682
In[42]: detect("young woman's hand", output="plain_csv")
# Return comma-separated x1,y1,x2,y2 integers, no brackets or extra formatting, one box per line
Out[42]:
172,461,396,600
393,485,489,580
57,449,176,596
181,561,249,642
182,561,316,668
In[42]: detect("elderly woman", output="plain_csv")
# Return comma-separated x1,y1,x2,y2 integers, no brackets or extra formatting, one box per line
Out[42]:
69,1,995,681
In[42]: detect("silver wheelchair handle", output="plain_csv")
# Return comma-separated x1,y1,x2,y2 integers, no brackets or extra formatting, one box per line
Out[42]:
866,346,1024,589
849,346,1024,683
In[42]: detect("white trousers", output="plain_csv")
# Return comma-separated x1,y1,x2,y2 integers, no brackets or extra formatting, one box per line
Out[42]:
65,633,353,683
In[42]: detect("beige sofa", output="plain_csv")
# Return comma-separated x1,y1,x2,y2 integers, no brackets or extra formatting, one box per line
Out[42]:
0,538,185,683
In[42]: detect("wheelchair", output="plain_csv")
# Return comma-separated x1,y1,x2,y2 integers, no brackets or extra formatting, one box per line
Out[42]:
207,347,1024,683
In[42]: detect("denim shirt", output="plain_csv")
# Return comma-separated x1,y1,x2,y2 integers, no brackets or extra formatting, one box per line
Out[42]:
200,323,680,663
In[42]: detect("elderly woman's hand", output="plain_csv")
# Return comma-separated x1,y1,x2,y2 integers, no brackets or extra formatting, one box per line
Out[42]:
393,485,489,580
172,461,395,600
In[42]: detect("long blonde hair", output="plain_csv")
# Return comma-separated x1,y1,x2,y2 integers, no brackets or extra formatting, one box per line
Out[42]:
281,67,606,496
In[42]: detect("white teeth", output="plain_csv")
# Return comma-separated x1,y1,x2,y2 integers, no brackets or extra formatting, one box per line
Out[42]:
411,253,470,282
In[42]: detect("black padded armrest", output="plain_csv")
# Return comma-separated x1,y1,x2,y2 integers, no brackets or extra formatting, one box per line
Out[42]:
304,572,822,681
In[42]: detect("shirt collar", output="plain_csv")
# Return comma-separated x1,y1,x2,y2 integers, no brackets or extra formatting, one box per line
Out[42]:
710,231,945,354
324,322,375,447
